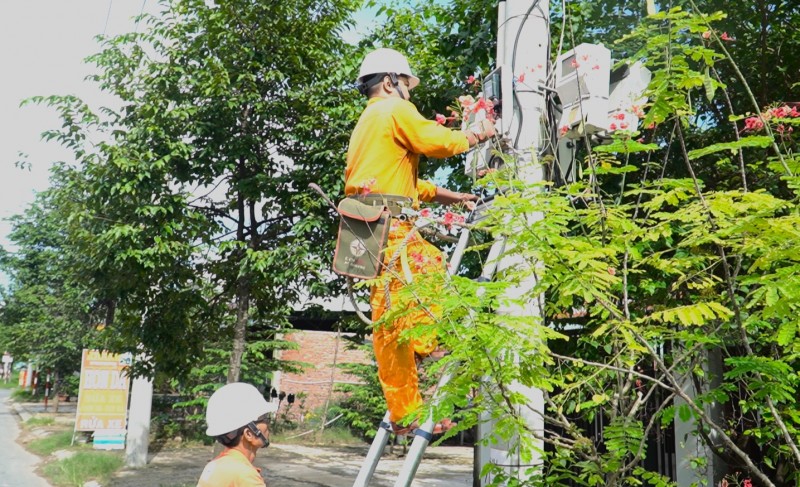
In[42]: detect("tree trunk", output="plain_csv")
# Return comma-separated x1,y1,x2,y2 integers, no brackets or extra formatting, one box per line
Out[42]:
53,370,61,413
227,163,250,384
227,279,250,383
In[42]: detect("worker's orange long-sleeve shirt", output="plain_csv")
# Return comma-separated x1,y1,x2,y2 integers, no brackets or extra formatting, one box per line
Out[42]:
197,448,266,487
344,95,470,423
345,97,470,203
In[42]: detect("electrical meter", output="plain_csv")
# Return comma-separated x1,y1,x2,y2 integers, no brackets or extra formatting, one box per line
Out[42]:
555,43,612,138
464,65,511,177
606,61,652,133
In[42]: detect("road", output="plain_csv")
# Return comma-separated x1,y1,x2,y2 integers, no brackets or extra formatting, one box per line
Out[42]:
0,389,52,487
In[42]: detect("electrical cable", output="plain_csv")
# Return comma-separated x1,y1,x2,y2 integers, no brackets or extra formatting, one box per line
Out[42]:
102,0,114,37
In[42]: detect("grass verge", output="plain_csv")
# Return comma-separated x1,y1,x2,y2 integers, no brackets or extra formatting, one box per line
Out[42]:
27,430,75,456
0,371,19,389
26,416,56,427
43,451,123,487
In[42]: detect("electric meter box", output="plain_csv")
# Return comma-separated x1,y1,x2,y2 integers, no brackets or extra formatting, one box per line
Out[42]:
555,43,612,138
606,61,652,132
464,65,511,177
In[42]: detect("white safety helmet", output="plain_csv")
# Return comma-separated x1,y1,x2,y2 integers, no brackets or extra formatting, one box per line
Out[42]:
357,48,420,93
205,382,277,436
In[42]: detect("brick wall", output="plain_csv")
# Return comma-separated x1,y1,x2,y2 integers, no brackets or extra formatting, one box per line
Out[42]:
277,330,371,422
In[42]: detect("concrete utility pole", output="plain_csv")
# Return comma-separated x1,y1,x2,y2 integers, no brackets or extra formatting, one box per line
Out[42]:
475,1,550,485
125,366,154,467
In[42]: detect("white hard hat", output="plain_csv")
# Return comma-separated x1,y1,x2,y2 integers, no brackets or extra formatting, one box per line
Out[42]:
357,48,420,90
205,382,277,436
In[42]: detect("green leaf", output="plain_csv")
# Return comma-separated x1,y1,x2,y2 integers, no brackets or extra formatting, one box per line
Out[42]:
687,136,773,160
703,67,716,102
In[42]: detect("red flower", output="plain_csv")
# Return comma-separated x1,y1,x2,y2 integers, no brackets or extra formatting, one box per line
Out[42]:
466,75,476,85
517,72,526,83
620,121,629,129
609,122,617,130
720,32,733,41
443,212,455,225
560,125,569,136
435,113,446,125
702,31,711,39
616,112,626,120
419,208,431,218
742,480,752,487
744,116,764,131
646,122,655,130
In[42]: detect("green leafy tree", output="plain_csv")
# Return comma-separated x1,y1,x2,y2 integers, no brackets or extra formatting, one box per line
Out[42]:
0,191,92,398
392,5,798,486
31,0,362,381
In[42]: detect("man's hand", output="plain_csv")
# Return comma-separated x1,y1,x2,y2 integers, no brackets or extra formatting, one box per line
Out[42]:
433,187,478,209
465,119,496,147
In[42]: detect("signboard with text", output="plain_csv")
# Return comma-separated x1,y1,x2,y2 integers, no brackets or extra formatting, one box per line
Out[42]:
74,350,132,432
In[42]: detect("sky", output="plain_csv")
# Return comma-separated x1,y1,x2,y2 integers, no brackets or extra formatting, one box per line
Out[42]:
0,1,153,270
0,1,377,287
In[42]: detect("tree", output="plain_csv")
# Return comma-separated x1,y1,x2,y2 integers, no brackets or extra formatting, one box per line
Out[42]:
368,2,799,485
0,191,91,398
32,0,362,381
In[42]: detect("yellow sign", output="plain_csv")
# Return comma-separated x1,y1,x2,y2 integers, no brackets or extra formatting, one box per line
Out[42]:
74,350,131,431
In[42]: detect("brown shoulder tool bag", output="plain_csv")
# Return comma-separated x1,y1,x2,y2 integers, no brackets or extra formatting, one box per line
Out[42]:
333,198,392,280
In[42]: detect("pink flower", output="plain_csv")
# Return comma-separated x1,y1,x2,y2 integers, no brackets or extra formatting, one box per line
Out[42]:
570,59,579,68
560,125,569,136
592,64,600,70
419,208,431,218
443,212,455,225
636,137,645,143
770,105,791,118
466,75,475,85
720,32,733,41
581,54,589,61
744,116,764,131
608,267,616,276
742,480,752,487
702,31,711,39
518,72,526,83
609,122,617,131
360,177,377,195
616,112,626,120
646,122,655,130
458,95,475,109
435,113,446,125
620,121,629,129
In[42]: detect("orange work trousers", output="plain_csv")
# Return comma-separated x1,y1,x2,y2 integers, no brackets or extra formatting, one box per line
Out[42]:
371,221,444,423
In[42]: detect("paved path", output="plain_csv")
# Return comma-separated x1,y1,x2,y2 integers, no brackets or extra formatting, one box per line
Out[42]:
0,389,52,487
111,442,474,486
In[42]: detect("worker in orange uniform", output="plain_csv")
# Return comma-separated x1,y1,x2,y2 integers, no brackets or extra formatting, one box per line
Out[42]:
345,48,495,434
198,382,277,487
